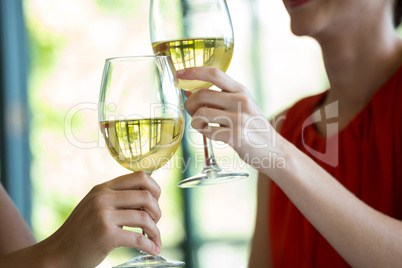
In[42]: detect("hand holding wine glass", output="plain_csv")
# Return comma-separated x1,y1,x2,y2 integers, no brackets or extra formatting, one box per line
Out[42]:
0,172,162,268
179,66,276,170
44,173,162,268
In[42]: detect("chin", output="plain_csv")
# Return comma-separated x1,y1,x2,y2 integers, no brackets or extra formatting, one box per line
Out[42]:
289,15,324,37
290,25,308,36
290,21,314,37
286,1,327,38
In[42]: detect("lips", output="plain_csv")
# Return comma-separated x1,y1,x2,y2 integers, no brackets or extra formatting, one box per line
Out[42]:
288,0,311,8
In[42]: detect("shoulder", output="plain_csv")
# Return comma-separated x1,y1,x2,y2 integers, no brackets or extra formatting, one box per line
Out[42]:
372,65,402,116
377,63,402,101
272,91,327,135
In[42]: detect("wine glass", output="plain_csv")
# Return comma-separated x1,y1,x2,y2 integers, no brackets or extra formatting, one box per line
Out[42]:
99,56,185,267
150,0,249,187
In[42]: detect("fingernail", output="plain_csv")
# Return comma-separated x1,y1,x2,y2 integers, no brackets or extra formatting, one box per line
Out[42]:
176,69,185,75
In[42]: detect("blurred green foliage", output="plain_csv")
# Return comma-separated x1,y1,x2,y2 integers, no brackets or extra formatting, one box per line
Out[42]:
94,0,143,17
24,5,69,240
25,16,66,133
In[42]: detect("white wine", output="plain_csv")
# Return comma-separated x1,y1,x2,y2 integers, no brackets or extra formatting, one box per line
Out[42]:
152,37,234,91
100,118,183,172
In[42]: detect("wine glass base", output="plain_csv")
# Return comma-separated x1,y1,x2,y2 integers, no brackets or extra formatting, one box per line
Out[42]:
178,169,249,188
113,251,185,267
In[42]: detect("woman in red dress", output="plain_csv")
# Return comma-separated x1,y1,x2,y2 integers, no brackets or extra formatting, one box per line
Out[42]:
183,0,402,266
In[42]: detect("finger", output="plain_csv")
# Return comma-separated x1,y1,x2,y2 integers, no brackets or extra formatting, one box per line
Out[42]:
111,209,162,248
198,125,232,145
185,89,248,115
191,107,236,130
105,172,161,201
177,66,243,93
110,190,162,222
117,228,161,256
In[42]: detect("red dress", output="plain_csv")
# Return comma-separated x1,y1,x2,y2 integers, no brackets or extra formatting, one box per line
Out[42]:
269,67,402,267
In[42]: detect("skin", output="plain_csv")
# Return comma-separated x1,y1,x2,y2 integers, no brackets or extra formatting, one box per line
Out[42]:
182,0,402,266
0,172,162,268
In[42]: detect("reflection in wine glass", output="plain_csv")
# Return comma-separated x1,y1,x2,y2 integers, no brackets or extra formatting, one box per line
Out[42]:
99,55,185,267
152,37,233,91
150,0,248,187
101,118,183,172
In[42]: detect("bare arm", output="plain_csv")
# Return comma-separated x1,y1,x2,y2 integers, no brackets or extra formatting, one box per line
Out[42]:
182,66,402,267
0,184,36,256
248,172,271,268
267,141,402,267
248,113,286,268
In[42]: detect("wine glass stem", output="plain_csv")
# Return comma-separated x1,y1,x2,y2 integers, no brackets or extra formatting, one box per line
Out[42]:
202,135,220,171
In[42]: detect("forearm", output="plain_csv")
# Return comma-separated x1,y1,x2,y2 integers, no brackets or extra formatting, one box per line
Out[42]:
248,174,272,268
262,139,402,267
0,240,57,268
0,185,36,255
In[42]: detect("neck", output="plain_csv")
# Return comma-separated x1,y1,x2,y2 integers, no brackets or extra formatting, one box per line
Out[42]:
315,17,402,114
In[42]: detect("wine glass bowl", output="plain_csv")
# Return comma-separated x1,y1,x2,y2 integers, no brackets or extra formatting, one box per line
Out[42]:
99,56,184,173
150,0,248,187
100,117,183,173
150,0,234,91
99,55,185,267
152,38,234,91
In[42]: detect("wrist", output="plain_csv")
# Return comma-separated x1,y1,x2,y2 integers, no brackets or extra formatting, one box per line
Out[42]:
34,233,71,268
34,239,61,268
257,134,293,180
0,241,62,268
